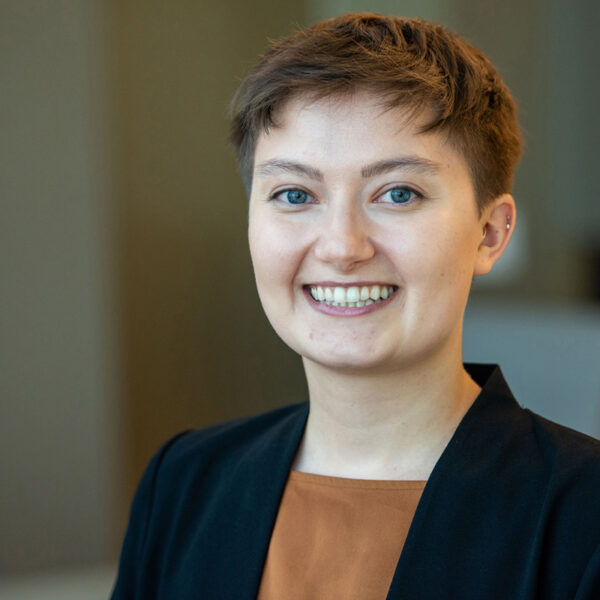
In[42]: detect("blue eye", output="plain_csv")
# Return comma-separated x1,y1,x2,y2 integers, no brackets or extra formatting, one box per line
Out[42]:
285,189,309,204
271,188,312,205
382,187,419,204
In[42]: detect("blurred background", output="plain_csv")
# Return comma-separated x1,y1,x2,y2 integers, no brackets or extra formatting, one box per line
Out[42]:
1,0,599,597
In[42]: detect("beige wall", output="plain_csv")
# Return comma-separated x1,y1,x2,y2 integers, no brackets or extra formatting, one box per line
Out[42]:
1,1,117,574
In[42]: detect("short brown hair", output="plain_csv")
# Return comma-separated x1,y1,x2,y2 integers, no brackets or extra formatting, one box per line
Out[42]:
230,13,522,210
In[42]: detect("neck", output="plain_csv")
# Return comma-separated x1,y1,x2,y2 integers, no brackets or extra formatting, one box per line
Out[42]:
292,345,480,481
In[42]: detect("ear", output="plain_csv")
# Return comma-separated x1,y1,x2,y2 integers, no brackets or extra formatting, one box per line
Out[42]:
474,194,516,276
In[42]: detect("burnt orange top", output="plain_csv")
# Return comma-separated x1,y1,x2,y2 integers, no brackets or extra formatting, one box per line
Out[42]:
257,470,427,600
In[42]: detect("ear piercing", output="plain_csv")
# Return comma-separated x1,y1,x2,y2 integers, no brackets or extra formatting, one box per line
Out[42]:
483,217,510,238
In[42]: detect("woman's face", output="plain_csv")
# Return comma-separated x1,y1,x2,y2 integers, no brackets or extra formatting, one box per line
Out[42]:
248,91,490,372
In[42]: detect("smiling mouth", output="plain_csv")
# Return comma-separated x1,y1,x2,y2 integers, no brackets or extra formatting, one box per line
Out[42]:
305,284,398,308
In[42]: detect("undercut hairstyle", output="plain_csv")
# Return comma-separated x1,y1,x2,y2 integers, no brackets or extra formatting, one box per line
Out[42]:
229,13,522,211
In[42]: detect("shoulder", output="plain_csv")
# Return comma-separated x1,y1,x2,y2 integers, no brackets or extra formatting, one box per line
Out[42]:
520,408,600,492
518,412,600,593
111,401,309,597
466,362,600,480
525,407,600,462
458,363,600,538
472,365,600,554
142,401,309,491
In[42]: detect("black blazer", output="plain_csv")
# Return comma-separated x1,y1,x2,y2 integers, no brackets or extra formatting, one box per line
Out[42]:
111,364,600,599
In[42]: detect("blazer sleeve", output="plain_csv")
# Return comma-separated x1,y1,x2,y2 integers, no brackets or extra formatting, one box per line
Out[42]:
575,544,600,599
110,431,191,600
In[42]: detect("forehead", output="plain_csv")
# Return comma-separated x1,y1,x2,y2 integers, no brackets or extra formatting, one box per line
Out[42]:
253,91,470,183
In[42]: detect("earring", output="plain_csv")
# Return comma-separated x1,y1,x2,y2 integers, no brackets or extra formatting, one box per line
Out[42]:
506,216,511,230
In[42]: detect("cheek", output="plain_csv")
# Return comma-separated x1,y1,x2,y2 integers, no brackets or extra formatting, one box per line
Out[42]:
396,220,476,294
248,214,305,295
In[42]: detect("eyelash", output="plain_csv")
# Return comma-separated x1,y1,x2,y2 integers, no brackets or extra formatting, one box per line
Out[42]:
269,185,425,206
376,186,424,205
269,188,316,205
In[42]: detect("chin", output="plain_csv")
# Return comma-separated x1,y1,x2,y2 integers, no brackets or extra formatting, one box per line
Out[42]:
301,345,397,372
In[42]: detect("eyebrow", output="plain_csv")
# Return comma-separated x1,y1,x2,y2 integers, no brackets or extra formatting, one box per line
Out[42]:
254,156,440,181
360,157,440,178
255,159,324,181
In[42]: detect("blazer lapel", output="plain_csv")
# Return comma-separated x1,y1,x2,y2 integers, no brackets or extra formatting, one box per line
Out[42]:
204,402,309,600
385,365,532,599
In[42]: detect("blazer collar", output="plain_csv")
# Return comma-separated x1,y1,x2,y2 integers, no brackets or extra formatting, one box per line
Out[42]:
387,364,527,598
219,402,309,599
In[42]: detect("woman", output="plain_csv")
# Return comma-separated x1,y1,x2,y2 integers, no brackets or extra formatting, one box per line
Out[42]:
111,14,600,599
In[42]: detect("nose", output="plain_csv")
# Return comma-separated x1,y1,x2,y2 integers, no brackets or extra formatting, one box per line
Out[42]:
313,204,375,271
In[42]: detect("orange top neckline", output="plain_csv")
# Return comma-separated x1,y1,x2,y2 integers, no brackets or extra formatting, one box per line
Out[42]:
289,470,427,489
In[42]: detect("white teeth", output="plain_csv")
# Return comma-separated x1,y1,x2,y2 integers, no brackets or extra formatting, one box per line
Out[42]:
347,286,360,303
309,285,396,306
333,287,346,304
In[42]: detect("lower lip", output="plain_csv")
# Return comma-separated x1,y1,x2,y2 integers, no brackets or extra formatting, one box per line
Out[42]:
302,287,397,317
